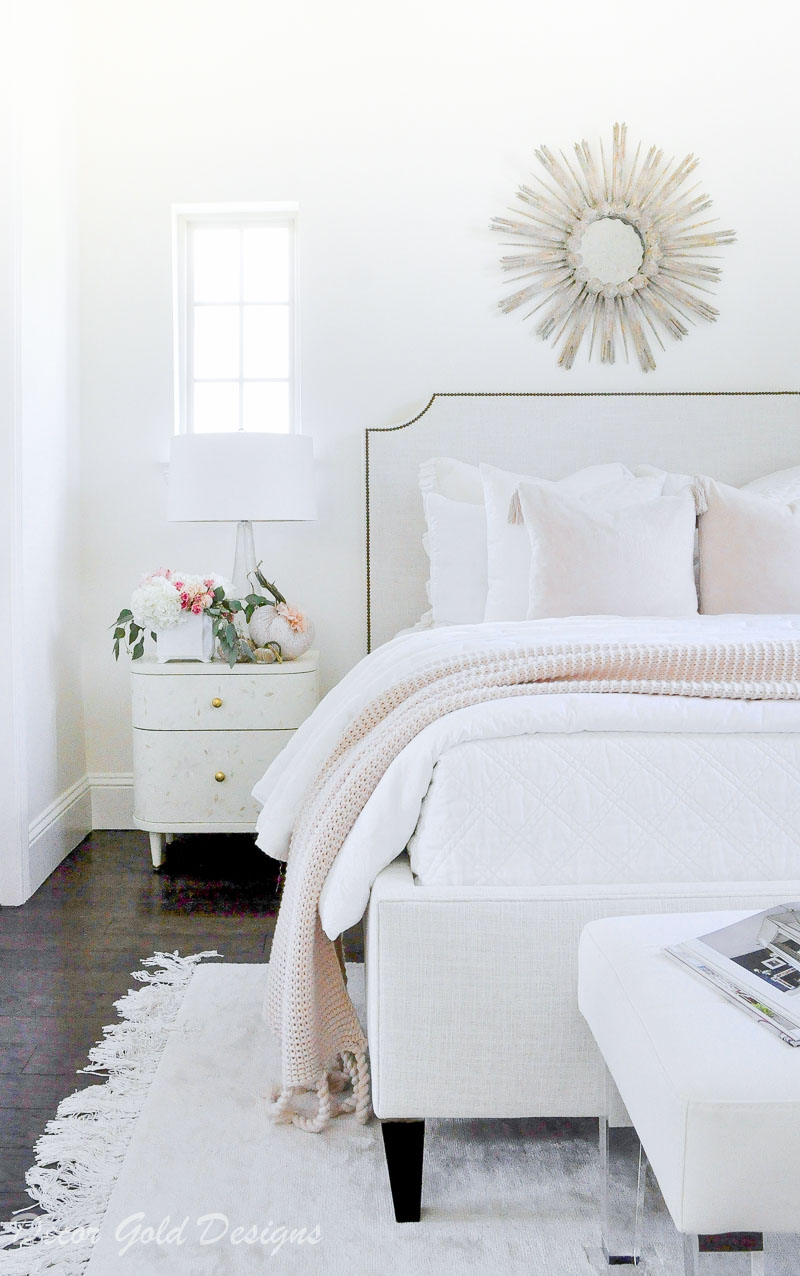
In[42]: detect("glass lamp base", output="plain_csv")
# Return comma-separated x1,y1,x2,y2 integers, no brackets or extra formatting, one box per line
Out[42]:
232,520,257,598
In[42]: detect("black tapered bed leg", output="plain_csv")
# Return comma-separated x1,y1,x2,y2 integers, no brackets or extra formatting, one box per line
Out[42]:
381,1120,425,1222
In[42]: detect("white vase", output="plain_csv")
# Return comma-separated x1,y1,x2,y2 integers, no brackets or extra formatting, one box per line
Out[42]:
155,612,215,663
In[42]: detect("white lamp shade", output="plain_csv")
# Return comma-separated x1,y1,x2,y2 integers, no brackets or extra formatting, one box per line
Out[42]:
167,432,316,522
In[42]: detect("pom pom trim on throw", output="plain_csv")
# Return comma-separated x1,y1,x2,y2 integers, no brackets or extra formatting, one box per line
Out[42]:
268,1049,372,1133
0,950,221,1274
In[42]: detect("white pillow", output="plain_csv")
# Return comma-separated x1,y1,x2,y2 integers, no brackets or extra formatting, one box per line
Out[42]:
482,462,651,622
740,465,800,503
633,463,696,494
419,456,483,504
418,457,487,627
634,464,701,586
518,482,698,619
699,479,800,614
423,493,487,625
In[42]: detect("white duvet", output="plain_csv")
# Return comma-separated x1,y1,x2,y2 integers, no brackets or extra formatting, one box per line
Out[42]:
253,615,800,939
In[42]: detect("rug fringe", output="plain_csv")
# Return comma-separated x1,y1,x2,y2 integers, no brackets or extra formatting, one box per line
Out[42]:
0,950,220,1273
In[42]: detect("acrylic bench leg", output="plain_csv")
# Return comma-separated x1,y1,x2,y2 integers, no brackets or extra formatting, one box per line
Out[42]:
600,1116,646,1265
381,1120,425,1223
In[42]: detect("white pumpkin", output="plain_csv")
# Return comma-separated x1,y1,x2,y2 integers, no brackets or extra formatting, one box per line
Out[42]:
248,604,313,660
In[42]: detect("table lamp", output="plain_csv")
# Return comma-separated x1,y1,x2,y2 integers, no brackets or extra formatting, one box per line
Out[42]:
167,432,316,597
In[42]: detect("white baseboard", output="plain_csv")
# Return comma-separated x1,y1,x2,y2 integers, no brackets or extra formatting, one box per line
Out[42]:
89,772,135,829
20,772,137,904
28,775,93,897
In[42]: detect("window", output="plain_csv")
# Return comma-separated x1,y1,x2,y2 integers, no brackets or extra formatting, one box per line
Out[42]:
173,204,297,433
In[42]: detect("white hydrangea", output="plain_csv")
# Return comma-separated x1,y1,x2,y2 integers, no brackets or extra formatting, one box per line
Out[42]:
131,575,184,630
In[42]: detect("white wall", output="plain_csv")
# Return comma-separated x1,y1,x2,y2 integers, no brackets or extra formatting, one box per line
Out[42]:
77,0,800,809
0,11,28,904
1,0,90,902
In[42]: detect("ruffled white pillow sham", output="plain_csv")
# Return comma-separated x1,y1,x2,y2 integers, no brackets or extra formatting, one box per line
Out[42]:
518,481,699,619
423,492,487,626
418,458,485,626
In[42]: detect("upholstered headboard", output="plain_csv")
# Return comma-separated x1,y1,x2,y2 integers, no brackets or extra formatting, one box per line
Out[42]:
364,391,800,650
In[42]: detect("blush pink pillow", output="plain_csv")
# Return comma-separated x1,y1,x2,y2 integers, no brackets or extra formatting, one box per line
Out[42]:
699,480,800,614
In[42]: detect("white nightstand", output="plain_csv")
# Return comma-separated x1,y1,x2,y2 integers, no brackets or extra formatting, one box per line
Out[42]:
131,651,319,868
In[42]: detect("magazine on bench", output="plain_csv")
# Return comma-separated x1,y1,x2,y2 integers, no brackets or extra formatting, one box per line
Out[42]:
667,904,800,1046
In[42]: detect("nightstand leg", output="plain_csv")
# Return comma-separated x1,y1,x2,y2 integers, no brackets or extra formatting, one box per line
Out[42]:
165,833,174,845
149,832,165,870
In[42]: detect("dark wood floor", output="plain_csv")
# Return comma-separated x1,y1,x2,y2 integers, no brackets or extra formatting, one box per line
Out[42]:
0,829,363,1218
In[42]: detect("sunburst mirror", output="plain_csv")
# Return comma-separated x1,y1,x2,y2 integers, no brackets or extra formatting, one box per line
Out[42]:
491,123,736,371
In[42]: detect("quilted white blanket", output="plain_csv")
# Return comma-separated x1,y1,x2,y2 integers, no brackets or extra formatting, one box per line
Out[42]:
254,615,800,1130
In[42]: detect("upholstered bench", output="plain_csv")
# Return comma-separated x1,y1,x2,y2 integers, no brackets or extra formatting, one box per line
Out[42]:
578,911,800,1274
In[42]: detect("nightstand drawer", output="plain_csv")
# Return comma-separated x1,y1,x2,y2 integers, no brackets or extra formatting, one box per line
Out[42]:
131,668,318,731
132,728,292,826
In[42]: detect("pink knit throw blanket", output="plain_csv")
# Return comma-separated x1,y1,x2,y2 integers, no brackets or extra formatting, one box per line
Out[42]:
265,638,800,1131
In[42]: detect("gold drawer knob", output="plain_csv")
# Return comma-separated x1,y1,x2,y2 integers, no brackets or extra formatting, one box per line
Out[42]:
214,771,226,783
211,697,223,708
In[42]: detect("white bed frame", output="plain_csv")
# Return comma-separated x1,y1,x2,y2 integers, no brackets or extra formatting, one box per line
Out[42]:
364,392,800,1222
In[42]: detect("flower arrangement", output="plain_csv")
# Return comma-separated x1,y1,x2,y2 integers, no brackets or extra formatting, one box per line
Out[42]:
112,566,312,668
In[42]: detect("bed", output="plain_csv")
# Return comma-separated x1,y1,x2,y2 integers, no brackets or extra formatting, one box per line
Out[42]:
254,391,800,1220
360,391,800,1217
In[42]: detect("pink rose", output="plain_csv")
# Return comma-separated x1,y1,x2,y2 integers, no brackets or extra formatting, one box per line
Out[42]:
276,602,307,633
191,601,203,615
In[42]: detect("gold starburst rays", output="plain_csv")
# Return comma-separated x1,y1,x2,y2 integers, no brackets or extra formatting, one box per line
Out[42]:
491,123,736,371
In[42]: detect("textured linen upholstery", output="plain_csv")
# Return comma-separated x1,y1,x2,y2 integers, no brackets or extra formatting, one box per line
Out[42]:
365,858,800,1123
579,912,800,1234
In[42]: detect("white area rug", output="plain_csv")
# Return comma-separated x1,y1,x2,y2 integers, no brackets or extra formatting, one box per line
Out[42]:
2,958,799,1274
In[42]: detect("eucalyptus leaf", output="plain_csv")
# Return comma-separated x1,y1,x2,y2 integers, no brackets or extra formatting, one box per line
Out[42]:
132,639,145,659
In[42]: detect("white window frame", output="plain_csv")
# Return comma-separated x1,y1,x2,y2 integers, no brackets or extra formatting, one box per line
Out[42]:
172,202,299,434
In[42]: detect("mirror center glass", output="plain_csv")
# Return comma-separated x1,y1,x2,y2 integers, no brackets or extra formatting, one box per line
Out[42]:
580,217,644,285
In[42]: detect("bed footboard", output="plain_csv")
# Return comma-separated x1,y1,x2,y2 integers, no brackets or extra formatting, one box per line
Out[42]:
365,856,800,1121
